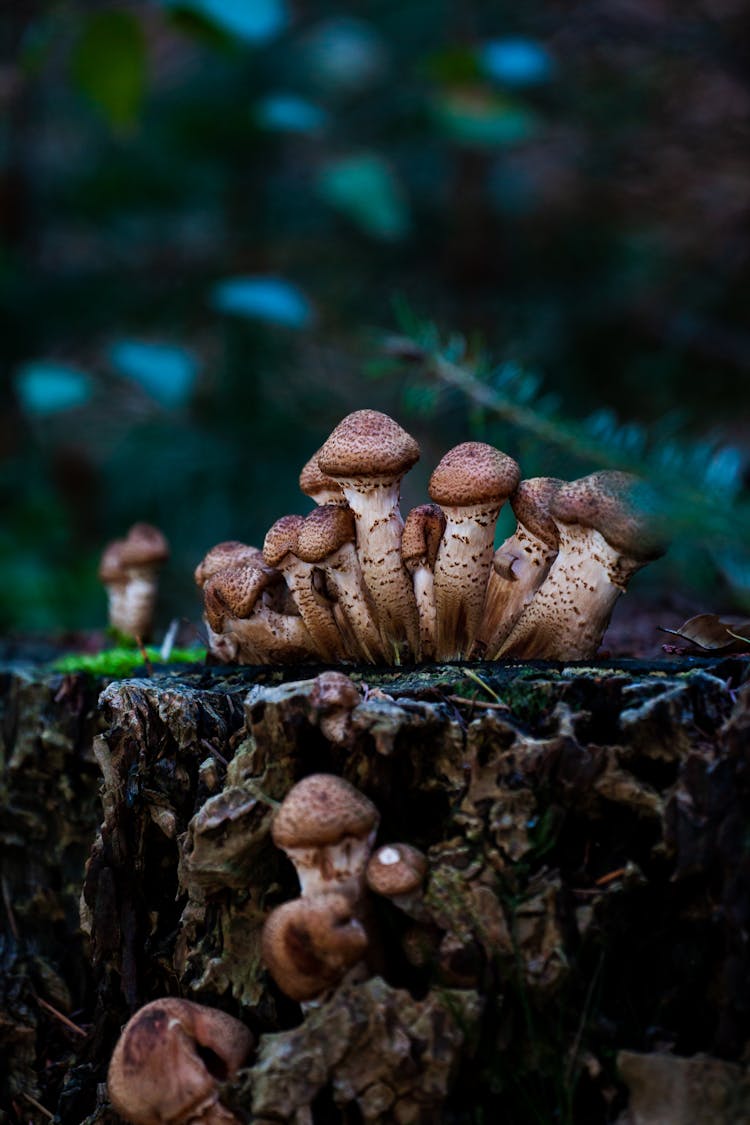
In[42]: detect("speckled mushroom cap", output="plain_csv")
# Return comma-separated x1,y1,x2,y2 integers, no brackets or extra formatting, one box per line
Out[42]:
510,478,564,549
299,451,346,505
203,562,280,630
262,515,305,567
194,541,265,588
99,524,169,581
272,773,379,850
366,843,428,897
401,504,446,569
551,471,665,560
428,443,520,507
295,504,357,564
317,410,420,481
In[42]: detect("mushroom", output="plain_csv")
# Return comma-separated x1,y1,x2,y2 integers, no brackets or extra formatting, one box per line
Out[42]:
107,997,253,1125
309,670,361,744
499,470,666,660
263,515,349,662
428,443,521,659
317,410,421,660
366,843,429,921
271,773,380,902
472,477,563,658
261,891,370,1004
203,562,317,664
194,541,267,662
299,449,347,507
99,523,169,641
401,503,446,661
295,504,385,664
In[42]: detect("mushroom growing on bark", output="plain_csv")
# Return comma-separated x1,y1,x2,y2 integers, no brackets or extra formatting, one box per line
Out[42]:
296,503,385,663
499,470,665,660
428,443,520,659
194,541,266,662
261,892,370,1004
271,773,380,902
401,504,446,661
107,998,253,1125
203,562,317,664
317,410,421,659
99,523,169,641
472,477,563,658
366,843,429,921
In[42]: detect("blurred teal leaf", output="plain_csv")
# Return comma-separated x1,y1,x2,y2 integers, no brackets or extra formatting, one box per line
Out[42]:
433,89,539,147
162,0,288,43
14,362,93,415
303,18,387,92
209,276,314,327
479,38,555,88
109,340,199,407
255,93,329,133
71,10,147,129
317,154,409,241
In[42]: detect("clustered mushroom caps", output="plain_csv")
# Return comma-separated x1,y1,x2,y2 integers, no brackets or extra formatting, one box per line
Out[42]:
195,410,666,665
99,522,169,641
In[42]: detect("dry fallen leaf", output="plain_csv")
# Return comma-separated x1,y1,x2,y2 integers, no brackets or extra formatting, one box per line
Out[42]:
659,613,750,653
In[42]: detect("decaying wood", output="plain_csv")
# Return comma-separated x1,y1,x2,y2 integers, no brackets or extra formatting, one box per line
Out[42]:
2,655,750,1123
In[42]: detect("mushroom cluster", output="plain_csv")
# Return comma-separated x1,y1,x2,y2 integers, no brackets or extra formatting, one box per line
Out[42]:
197,410,664,665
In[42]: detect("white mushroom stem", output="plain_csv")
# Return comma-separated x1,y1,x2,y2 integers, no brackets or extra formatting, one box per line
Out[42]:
227,607,318,665
105,569,158,639
277,559,349,662
315,542,386,664
473,526,558,658
409,563,437,661
498,525,633,660
283,827,379,901
433,501,504,660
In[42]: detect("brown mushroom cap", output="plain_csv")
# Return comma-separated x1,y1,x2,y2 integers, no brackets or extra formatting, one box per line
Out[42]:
107,997,252,1125
99,524,169,582
272,773,379,851
299,451,346,505
317,410,420,480
262,515,305,567
551,471,665,560
203,563,280,631
366,843,428,898
428,443,520,508
509,478,564,550
295,504,357,564
401,504,446,570
310,670,361,714
194,541,265,588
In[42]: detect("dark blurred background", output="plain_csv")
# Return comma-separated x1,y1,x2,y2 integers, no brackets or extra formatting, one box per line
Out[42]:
1,0,749,634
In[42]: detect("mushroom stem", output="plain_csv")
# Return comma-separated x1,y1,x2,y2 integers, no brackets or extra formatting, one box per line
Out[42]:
433,501,504,660
473,526,558,658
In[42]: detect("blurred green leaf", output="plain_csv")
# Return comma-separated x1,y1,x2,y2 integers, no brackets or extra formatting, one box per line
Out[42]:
433,88,539,147
209,276,314,327
317,154,410,241
71,10,146,129
14,362,93,415
109,340,199,407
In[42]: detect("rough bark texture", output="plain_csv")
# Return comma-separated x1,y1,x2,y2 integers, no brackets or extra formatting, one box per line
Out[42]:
2,654,750,1123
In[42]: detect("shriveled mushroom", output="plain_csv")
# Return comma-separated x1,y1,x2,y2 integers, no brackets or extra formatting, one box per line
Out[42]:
296,504,385,663
428,443,520,659
261,892,369,1004
203,562,317,664
263,515,348,662
99,523,169,641
401,504,446,661
299,449,347,507
317,410,420,660
271,773,380,902
499,471,666,660
107,997,253,1125
472,477,563,658
366,843,428,921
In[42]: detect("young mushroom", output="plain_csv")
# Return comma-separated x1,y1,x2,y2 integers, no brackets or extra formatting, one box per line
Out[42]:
194,541,267,662
99,523,169,641
261,891,370,1004
472,477,563,658
203,562,317,664
317,410,421,660
401,504,446,661
107,997,253,1125
428,443,521,659
299,449,347,507
366,843,429,921
499,470,666,661
271,773,380,903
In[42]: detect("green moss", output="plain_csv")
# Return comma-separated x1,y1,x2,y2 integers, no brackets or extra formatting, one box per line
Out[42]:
49,646,206,676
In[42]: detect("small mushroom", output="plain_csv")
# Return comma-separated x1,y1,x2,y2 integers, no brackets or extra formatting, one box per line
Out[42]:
194,541,266,662
271,773,380,902
309,670,362,744
401,503,446,661
203,562,317,664
472,477,563,658
428,443,520,659
296,504,386,663
261,891,370,1004
107,997,253,1125
499,471,666,660
317,410,421,659
99,523,169,641
263,515,349,662
299,449,347,507
366,843,429,921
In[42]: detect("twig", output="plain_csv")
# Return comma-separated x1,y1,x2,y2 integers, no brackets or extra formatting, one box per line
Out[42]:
595,867,627,886
460,668,502,704
1,875,19,940
447,694,509,711
20,1092,54,1120
35,996,87,1038
135,635,153,677
160,618,180,662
